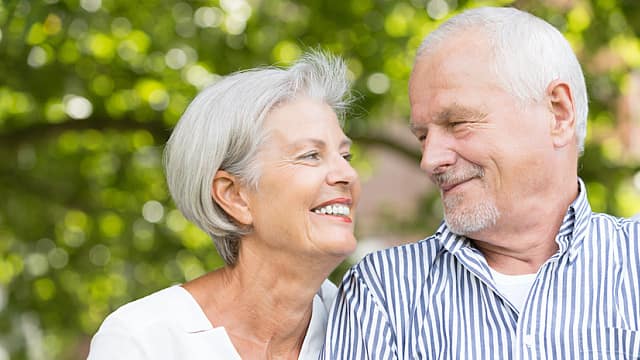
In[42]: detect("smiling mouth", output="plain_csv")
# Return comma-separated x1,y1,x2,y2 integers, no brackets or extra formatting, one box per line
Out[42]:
440,178,475,193
310,203,353,223
434,165,485,194
312,203,351,216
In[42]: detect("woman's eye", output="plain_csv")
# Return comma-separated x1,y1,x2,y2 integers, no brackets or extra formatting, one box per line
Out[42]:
301,152,320,160
342,153,353,162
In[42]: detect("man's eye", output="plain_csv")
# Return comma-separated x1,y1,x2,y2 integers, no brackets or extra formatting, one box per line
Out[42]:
342,153,353,162
450,121,472,134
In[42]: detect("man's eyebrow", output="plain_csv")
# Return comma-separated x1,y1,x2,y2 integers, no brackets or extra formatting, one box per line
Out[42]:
436,103,487,123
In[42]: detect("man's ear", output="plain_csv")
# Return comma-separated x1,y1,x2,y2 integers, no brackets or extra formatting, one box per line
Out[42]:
547,80,576,148
211,170,252,226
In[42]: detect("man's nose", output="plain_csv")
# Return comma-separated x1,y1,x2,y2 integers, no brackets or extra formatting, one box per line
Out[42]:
420,130,457,175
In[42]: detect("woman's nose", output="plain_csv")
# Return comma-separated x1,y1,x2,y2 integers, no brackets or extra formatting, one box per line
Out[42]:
327,155,358,186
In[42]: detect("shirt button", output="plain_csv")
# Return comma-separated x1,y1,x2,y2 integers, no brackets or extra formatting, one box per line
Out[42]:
523,334,534,347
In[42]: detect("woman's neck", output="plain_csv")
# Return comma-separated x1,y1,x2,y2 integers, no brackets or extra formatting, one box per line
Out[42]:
183,248,335,358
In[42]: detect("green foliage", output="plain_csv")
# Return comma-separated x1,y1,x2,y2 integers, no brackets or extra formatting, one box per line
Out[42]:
0,0,639,358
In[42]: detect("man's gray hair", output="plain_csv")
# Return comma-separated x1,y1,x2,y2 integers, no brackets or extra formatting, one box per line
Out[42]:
417,6,589,154
164,51,351,265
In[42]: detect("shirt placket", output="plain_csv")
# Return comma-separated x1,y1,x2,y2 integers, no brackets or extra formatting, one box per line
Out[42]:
514,255,563,360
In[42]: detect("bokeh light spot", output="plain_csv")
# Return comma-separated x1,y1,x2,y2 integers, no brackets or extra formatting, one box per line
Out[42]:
34,278,56,301
48,248,69,269
89,244,111,266
426,0,449,20
367,72,390,94
64,95,93,119
272,41,301,64
194,7,223,28
80,0,102,12
142,200,164,223
99,213,124,237
25,254,49,277
27,46,48,68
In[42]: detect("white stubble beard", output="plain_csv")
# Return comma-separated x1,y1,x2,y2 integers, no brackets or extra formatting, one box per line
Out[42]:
434,164,500,235
442,192,499,235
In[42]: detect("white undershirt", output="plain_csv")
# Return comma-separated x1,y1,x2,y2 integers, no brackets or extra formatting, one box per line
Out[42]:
489,268,537,313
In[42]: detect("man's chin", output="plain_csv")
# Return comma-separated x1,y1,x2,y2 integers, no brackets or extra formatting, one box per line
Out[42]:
444,205,500,235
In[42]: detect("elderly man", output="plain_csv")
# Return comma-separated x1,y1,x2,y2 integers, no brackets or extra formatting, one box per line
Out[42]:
323,6,640,359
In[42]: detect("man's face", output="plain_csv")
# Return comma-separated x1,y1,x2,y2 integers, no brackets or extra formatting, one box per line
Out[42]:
409,31,555,237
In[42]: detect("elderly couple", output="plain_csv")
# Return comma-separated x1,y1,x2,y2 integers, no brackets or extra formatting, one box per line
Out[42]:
88,7,640,359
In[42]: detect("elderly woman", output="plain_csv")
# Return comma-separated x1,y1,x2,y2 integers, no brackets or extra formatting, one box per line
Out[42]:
87,52,360,359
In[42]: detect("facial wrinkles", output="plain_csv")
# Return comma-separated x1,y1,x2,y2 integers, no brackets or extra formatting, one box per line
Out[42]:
432,162,484,189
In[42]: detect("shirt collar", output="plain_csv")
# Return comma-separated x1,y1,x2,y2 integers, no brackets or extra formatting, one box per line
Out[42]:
434,221,468,256
434,177,592,262
562,177,592,262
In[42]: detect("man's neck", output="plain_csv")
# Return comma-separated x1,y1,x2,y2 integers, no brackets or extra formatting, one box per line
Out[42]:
468,177,580,274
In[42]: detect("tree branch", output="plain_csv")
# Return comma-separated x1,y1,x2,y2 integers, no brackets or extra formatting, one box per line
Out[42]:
0,118,172,146
350,132,422,163
0,118,422,162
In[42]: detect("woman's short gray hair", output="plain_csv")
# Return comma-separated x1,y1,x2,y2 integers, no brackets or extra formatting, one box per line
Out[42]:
417,6,589,154
164,51,351,265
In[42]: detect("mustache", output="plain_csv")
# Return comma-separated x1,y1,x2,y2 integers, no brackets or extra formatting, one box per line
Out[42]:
432,164,484,188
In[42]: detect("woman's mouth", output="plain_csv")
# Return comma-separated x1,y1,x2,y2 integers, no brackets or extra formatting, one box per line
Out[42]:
310,200,353,223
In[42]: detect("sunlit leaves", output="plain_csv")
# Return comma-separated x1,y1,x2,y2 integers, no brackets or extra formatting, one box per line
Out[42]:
611,35,640,67
567,3,592,33
135,79,169,111
615,181,640,217
117,30,151,63
87,33,115,60
0,0,639,359
0,88,33,122
272,40,301,64
385,3,416,37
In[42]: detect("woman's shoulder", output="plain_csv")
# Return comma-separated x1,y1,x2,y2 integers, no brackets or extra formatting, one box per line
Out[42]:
88,285,241,359
98,285,206,333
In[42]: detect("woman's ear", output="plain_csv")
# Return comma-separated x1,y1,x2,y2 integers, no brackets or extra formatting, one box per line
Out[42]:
547,80,576,148
211,170,253,225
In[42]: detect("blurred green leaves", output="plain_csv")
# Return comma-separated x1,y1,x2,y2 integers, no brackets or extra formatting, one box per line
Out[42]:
0,0,639,359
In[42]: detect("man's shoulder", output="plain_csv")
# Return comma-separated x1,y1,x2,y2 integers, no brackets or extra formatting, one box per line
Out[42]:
352,235,442,281
586,211,640,252
589,211,640,230
338,236,442,314
364,234,441,261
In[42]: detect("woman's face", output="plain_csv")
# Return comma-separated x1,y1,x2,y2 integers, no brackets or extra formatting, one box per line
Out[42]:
244,97,360,260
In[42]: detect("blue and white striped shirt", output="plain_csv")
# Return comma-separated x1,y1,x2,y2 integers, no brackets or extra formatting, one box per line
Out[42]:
323,179,640,359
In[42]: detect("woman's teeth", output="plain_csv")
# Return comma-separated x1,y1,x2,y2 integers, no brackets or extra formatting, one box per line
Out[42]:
313,204,350,216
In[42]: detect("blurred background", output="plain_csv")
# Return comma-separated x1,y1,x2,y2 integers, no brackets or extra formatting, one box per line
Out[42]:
0,0,639,358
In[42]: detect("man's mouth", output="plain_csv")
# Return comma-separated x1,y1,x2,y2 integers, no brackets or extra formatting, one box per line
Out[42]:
434,165,484,193
440,179,471,193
